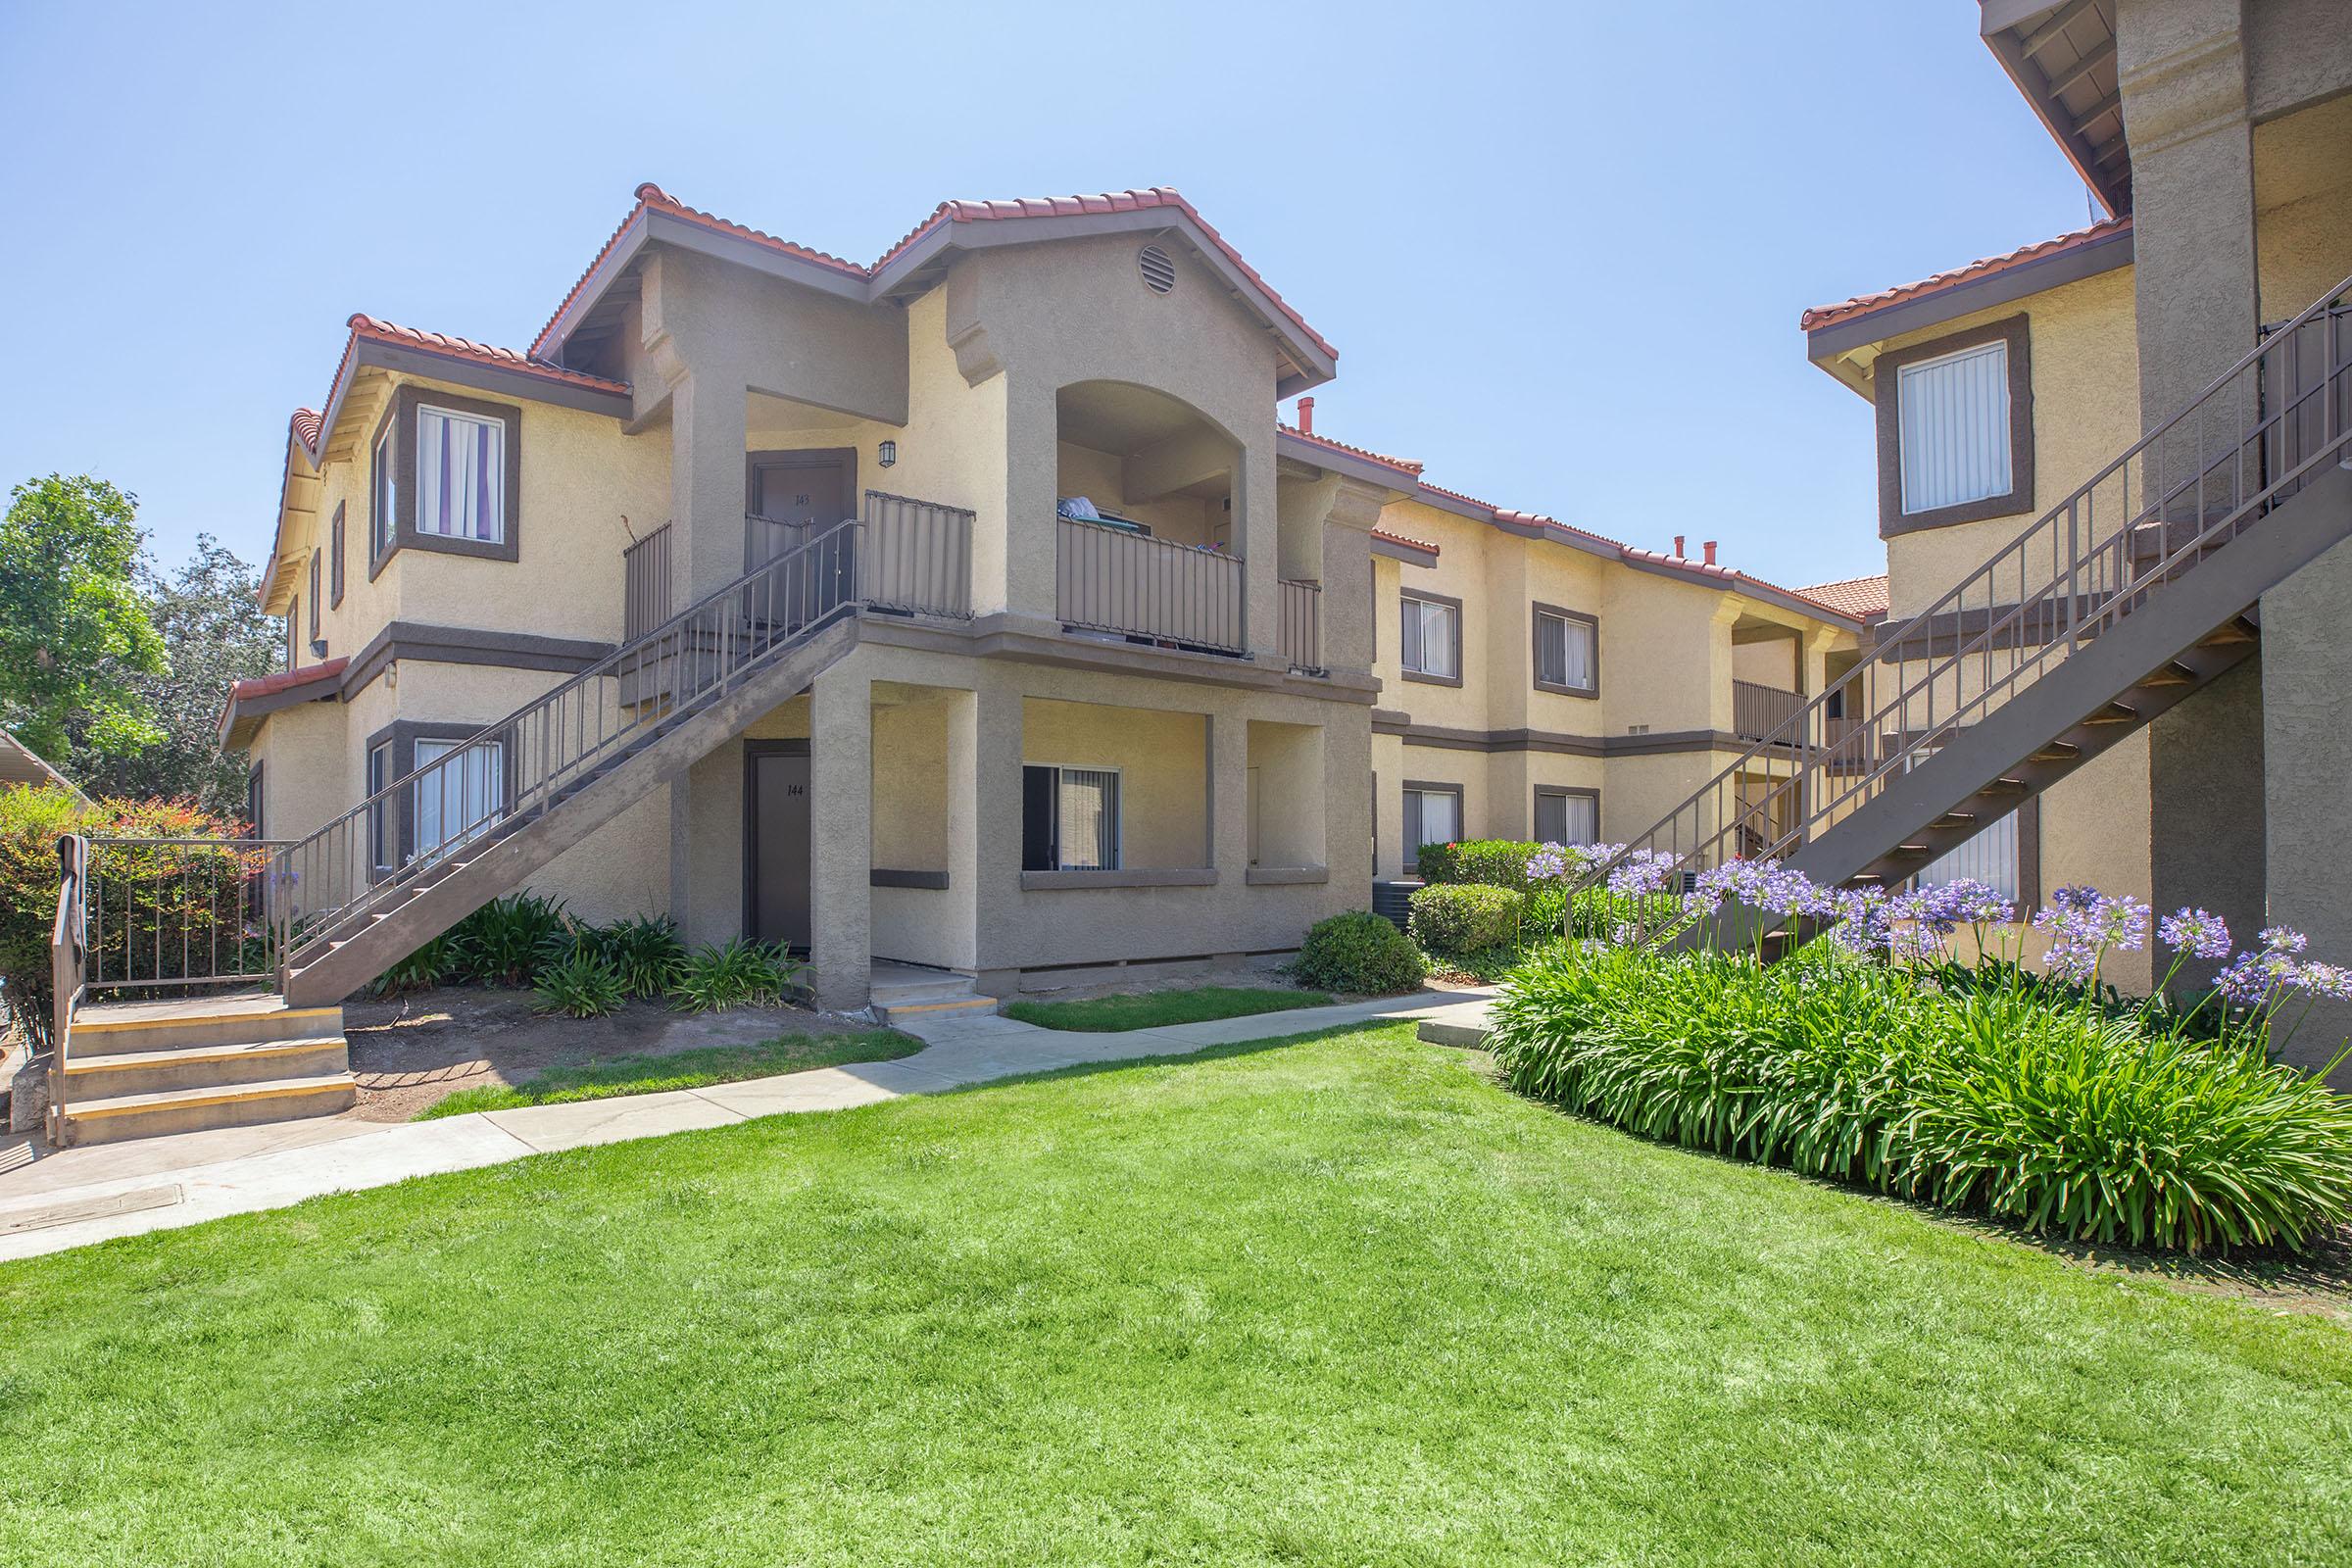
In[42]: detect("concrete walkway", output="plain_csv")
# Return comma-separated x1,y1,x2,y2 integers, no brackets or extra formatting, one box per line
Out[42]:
0,986,1494,1262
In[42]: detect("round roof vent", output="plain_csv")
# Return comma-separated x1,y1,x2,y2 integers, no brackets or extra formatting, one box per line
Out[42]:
1138,244,1177,295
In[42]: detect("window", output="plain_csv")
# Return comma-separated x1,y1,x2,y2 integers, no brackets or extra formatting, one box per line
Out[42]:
1919,814,2019,902
307,551,322,652
1533,605,1597,696
1876,316,2031,536
416,405,507,543
413,738,504,857
1021,764,1121,870
1402,783,1462,854
1898,341,2010,514
368,739,392,874
372,423,396,556
1535,786,1598,846
329,503,346,608
1399,591,1461,682
284,599,299,671
245,762,265,839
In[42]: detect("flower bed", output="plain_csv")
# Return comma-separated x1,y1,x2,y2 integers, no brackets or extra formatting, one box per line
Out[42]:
1489,850,2352,1253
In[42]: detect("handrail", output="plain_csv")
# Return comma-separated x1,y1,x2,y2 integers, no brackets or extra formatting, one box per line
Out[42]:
1581,268,2352,897
47,834,85,1140
83,836,290,992
267,501,971,978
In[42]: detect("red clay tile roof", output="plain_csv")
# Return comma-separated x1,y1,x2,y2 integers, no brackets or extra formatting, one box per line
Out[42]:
228,659,346,704
1278,422,1423,475
537,183,1338,365
290,409,322,449
1799,216,2132,332
1371,528,1439,557
1791,573,1889,620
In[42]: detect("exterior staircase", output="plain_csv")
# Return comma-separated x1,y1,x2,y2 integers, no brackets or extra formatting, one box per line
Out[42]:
45,503,974,1146
55,997,353,1147
867,964,999,1027
1584,270,2352,934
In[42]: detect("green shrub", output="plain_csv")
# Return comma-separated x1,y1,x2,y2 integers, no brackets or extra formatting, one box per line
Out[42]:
0,785,88,1045
1407,883,1525,958
578,913,687,999
371,935,455,998
1415,839,1540,893
669,937,807,1013
1293,911,1426,996
1566,885,1679,940
533,949,629,1018
1487,942,2352,1254
448,893,571,988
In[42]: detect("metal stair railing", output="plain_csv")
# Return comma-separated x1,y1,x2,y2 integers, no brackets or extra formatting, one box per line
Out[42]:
1579,268,2352,897
266,505,971,976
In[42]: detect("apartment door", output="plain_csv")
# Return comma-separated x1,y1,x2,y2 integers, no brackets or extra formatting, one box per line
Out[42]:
746,450,855,567
745,740,812,951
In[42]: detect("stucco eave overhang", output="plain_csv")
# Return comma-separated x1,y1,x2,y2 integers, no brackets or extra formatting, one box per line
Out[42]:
1803,220,2134,366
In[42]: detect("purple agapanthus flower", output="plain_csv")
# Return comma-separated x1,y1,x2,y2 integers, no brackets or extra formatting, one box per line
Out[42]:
2030,887,2146,983
2217,950,2290,1007
1606,849,1681,899
1828,886,1893,956
2289,961,2352,1002
2261,925,2310,956
1922,877,2014,928
2157,906,2232,960
1525,844,1569,883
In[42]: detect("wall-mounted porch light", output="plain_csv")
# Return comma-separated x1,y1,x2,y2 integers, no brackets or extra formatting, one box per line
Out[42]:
878,439,898,468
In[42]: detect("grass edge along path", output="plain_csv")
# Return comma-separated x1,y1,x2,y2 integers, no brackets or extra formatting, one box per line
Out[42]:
415,1029,918,1118
1002,984,1334,1032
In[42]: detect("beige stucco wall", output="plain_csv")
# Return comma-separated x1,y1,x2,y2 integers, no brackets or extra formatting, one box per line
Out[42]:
248,699,349,845
2253,92,2352,324
1873,267,2141,619
1022,697,1210,869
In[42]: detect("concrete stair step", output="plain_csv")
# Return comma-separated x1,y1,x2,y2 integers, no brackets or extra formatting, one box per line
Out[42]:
62,1071,357,1146
874,995,998,1026
72,999,343,1056
62,1035,350,1099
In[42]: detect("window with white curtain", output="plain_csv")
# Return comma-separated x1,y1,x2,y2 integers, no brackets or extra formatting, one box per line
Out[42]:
1918,811,2021,902
1534,608,1597,694
1897,340,2012,514
1535,787,1598,846
1021,764,1121,870
416,405,507,542
372,424,397,555
412,738,505,857
1399,593,1459,679
1403,785,1461,852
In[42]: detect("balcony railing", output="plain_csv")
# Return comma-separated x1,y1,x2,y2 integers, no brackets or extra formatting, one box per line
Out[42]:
1279,578,1322,671
622,523,673,641
1056,516,1245,655
1732,679,1803,743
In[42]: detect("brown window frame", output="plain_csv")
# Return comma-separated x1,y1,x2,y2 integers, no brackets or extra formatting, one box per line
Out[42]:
1401,779,1465,862
368,384,523,581
362,718,515,877
307,551,323,655
1533,784,1600,846
1399,588,1464,688
329,502,346,608
1875,314,2034,538
1531,603,1599,698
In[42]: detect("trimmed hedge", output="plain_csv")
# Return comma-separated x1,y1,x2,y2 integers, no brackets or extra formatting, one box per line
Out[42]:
1414,839,1541,894
1294,911,1427,996
1407,883,1525,959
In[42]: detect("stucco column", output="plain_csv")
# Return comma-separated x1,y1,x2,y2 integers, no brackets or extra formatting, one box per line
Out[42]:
1208,710,1250,876
998,375,1060,627
1240,434,1282,662
963,676,1027,991
666,371,751,600
2118,0,2271,980
808,666,872,1011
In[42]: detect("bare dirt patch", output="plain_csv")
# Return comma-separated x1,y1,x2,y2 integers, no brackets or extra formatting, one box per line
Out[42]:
342,988,869,1121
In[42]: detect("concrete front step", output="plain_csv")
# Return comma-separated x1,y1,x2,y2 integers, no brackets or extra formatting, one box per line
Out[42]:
873,994,998,1027
61,1072,359,1146
62,1036,352,1099
72,998,344,1056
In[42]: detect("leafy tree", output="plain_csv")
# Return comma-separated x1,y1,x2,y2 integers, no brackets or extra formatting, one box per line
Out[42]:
0,475,164,762
77,535,278,816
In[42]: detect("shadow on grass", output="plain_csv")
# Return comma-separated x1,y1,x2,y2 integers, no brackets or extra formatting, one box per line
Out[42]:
925,1019,1427,1097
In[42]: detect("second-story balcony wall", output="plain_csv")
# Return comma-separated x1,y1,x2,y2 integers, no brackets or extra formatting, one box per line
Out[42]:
1278,578,1322,671
1733,679,1804,743
1057,516,1244,654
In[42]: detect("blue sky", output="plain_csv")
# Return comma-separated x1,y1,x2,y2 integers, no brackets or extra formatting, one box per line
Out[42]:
0,0,2097,593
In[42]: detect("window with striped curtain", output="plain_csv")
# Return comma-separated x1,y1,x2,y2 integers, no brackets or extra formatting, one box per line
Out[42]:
1535,609,1596,693
1056,768,1119,870
1897,340,2011,514
416,404,507,542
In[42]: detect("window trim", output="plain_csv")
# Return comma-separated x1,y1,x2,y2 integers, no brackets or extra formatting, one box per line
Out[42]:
1398,588,1464,688
1875,314,2033,538
1531,602,1599,698
307,551,324,656
1021,760,1126,872
368,384,523,580
245,760,265,839
361,719,514,875
1401,779,1465,857
285,596,299,671
329,502,347,609
1533,784,1600,847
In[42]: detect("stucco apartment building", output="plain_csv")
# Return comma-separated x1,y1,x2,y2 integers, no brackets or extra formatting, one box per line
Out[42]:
220,184,1865,1015
1608,1,2348,1064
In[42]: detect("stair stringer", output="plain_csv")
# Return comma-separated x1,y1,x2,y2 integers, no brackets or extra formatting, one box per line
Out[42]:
284,615,861,1005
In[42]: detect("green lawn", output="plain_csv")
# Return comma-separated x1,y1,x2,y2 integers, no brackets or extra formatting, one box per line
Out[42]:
416,1030,917,1118
1002,983,1331,1031
3,1024,2350,1566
